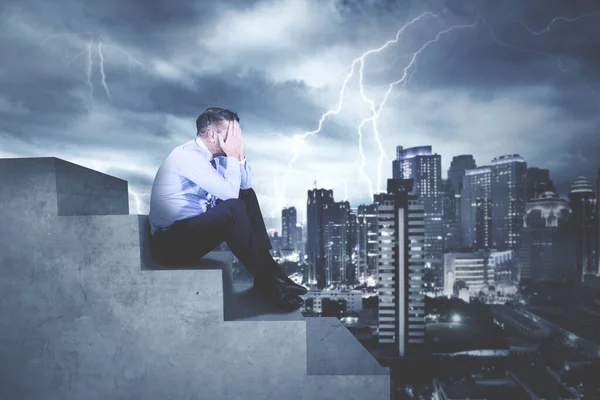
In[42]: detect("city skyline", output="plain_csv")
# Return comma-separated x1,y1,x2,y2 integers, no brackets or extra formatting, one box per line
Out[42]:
1,0,599,225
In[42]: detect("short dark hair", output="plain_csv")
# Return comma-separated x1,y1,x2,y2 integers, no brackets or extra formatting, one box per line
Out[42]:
196,107,240,137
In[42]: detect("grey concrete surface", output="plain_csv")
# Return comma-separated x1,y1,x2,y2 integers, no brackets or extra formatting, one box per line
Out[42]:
0,157,390,399
307,317,389,376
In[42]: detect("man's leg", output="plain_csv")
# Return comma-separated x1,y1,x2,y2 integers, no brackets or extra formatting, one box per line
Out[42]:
237,189,272,250
151,198,272,281
237,188,284,270
236,188,309,294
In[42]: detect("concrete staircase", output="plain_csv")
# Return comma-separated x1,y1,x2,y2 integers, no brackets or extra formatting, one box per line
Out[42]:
0,157,389,400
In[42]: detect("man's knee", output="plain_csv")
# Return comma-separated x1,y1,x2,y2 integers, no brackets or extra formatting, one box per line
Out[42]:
221,198,246,214
239,188,258,203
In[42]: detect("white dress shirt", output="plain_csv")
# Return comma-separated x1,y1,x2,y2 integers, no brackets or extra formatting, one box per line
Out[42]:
148,136,252,235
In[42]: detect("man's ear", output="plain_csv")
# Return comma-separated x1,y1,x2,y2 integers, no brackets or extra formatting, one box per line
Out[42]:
207,129,217,142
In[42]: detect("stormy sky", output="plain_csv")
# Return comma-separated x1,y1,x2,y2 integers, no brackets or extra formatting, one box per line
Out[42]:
1,0,599,227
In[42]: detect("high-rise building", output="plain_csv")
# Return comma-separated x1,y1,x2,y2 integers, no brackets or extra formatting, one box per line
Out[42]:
448,155,477,217
322,201,351,285
520,192,574,282
448,155,477,196
569,176,598,281
461,167,492,249
392,145,443,290
377,179,425,357
281,207,297,251
347,208,358,284
307,189,334,288
526,167,555,200
293,225,303,253
442,179,461,252
490,155,528,250
357,204,379,280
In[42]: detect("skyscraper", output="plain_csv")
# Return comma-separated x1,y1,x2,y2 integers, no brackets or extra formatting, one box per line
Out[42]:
519,192,574,282
281,207,297,251
526,167,555,200
489,155,528,250
307,189,334,288
448,155,477,216
293,225,303,254
357,203,379,280
392,145,443,289
322,201,351,285
347,208,358,283
377,179,425,356
461,167,492,249
442,178,461,252
569,176,598,281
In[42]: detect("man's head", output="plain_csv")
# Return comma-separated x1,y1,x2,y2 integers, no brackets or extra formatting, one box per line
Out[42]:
196,107,240,156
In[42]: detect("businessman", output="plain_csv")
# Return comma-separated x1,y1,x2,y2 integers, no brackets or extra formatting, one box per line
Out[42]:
148,107,307,311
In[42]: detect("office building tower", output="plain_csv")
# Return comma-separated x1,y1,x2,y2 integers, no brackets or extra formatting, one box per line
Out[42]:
269,232,283,256
448,155,477,196
281,207,297,251
569,176,598,281
490,155,528,250
519,192,574,282
307,189,335,288
448,154,477,219
293,225,303,253
392,145,443,289
377,179,425,357
322,201,351,285
461,167,492,249
442,179,462,252
526,167,555,200
347,208,358,283
357,204,379,280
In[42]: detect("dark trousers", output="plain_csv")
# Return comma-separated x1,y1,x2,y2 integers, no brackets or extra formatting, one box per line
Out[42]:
150,188,276,280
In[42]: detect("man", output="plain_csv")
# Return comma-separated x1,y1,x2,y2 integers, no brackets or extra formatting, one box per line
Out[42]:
148,107,307,311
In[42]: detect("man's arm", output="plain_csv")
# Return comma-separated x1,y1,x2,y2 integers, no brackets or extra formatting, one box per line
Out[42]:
178,150,241,199
239,155,252,189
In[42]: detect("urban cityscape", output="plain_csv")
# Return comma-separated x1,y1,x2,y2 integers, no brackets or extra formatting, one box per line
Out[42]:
233,145,600,399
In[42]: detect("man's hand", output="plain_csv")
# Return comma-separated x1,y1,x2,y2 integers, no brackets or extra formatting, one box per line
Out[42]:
218,120,244,160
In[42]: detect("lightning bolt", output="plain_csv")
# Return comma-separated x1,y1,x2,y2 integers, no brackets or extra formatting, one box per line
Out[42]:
358,19,479,193
97,42,111,100
480,18,569,72
519,10,600,35
482,11,600,101
41,33,144,103
278,11,438,206
129,189,146,215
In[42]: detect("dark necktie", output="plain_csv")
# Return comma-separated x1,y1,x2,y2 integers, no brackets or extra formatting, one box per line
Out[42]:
208,158,218,209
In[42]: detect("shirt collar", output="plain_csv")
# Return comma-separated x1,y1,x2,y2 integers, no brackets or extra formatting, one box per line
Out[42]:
195,136,216,161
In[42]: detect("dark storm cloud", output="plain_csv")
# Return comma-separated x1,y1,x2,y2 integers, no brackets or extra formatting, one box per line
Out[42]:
0,0,599,215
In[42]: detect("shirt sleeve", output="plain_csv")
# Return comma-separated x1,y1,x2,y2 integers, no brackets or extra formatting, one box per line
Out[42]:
240,157,252,189
178,150,241,200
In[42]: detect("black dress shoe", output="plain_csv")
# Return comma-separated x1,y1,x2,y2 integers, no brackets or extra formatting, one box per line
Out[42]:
265,260,309,295
273,275,308,295
255,277,304,312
